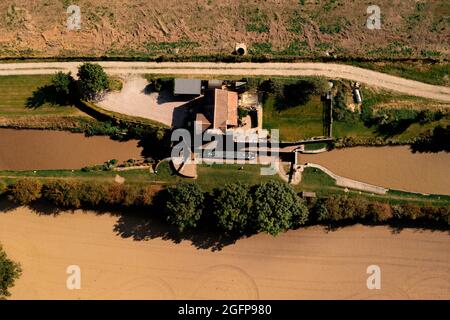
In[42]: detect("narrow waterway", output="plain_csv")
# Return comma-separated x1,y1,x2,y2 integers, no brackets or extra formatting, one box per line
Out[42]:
300,146,450,195
0,129,143,170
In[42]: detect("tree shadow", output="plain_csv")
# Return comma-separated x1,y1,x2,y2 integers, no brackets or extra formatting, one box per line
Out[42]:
0,197,20,213
26,85,70,109
113,212,241,251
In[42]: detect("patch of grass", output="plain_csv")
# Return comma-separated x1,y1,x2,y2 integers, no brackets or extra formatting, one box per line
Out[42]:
351,61,450,86
245,8,270,33
0,75,80,117
196,164,281,191
263,94,325,141
144,40,200,54
288,11,307,34
303,142,329,151
108,77,123,92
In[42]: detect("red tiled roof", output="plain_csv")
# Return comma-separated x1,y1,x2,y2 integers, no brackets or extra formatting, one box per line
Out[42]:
213,89,238,130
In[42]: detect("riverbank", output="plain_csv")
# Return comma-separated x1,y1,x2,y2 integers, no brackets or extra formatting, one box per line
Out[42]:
0,207,448,299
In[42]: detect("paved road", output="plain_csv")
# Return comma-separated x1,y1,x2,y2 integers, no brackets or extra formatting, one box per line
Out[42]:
1,62,450,102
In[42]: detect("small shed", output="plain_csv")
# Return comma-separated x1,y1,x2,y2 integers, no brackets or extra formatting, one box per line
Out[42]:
174,79,202,95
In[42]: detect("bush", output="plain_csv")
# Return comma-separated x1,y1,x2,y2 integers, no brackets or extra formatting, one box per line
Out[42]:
51,71,74,96
0,245,22,298
164,183,204,231
9,179,42,204
0,180,7,196
77,63,109,101
78,182,108,207
251,181,308,235
368,202,393,222
211,183,252,234
122,185,158,207
104,184,126,206
43,180,81,208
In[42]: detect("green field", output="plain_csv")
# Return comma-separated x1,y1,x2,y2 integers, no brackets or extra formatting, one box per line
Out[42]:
263,95,325,141
0,75,80,117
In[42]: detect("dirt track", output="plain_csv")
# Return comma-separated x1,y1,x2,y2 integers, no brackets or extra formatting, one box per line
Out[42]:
0,207,449,300
1,62,449,102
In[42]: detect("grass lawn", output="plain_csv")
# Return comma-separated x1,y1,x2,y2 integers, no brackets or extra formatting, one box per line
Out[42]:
351,61,450,87
196,164,283,191
263,95,325,141
0,75,81,117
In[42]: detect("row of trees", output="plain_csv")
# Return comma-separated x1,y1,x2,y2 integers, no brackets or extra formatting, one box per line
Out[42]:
161,181,309,236
7,179,160,209
2,179,449,235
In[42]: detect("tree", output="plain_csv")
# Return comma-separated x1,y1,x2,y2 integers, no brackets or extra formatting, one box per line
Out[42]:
9,179,42,204
77,63,109,101
0,180,7,196
164,183,204,231
42,180,81,208
211,183,252,234
51,71,74,96
0,245,22,298
251,181,308,236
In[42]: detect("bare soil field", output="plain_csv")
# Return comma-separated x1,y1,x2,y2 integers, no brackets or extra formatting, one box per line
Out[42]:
0,0,448,60
0,207,448,299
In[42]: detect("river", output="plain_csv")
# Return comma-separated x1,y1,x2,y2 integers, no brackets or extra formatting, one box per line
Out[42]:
0,129,449,195
0,128,143,170
300,146,450,195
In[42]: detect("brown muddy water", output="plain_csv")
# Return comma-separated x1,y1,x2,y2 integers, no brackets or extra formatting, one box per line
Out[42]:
0,129,143,170
300,146,450,195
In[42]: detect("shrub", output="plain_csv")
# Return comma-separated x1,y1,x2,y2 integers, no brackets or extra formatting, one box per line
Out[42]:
51,71,74,96
211,183,252,234
9,179,42,204
164,183,204,231
0,180,7,196
77,63,109,101
368,202,393,222
43,180,81,208
251,181,308,235
0,245,22,298
78,182,108,207
104,184,126,206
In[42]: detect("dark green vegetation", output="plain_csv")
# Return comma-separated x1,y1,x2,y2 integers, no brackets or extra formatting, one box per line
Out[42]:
333,86,450,149
2,179,448,241
411,125,450,153
255,76,449,148
0,245,22,299
77,63,110,100
257,77,329,141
